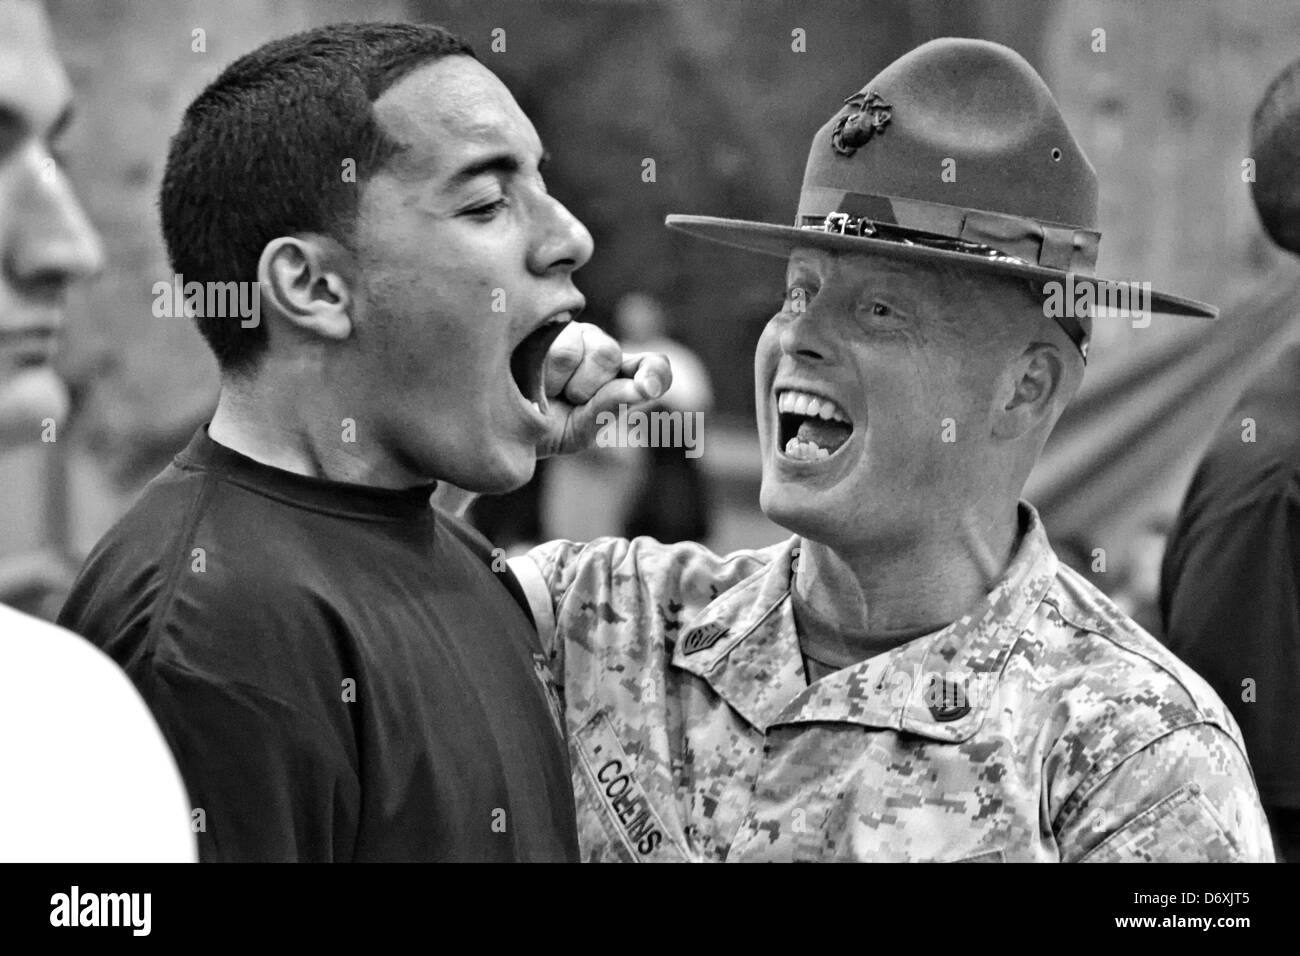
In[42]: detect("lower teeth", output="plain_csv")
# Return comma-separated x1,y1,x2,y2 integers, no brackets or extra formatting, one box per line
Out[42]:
784,437,830,460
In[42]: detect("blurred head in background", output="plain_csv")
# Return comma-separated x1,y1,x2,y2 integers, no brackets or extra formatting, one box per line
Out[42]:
1251,54,1300,256
0,0,104,446
161,22,593,493
613,292,667,346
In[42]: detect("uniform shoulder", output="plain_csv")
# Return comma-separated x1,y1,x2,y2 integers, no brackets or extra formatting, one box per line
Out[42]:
1033,563,1241,746
536,534,785,602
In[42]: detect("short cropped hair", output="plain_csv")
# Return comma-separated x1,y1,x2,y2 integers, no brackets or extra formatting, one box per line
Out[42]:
1250,55,1300,255
159,22,476,375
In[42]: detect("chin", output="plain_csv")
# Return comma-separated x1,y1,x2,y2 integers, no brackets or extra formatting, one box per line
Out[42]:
760,477,833,540
0,369,68,446
404,421,536,493
457,445,537,496
761,473,884,552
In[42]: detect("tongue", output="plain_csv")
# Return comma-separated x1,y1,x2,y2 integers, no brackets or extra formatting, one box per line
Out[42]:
797,417,851,452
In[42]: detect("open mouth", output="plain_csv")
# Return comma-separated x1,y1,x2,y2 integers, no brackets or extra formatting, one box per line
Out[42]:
776,388,854,461
12,351,52,369
0,329,58,370
2,344,56,370
510,314,572,411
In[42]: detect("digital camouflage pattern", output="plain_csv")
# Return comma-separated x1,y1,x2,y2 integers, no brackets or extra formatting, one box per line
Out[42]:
511,504,1274,862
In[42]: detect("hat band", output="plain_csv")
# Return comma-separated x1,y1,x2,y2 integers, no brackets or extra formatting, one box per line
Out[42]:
798,211,1036,267
796,187,1101,274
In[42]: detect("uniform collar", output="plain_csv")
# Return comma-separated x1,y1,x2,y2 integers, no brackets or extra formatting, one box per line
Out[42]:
670,503,1058,742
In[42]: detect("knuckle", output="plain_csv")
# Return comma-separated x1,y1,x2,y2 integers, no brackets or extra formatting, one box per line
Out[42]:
547,342,583,370
592,341,622,370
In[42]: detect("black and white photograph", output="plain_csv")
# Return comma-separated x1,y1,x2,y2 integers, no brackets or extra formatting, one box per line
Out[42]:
0,0,1295,930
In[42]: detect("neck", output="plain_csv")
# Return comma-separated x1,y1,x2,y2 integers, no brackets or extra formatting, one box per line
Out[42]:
208,369,417,488
794,501,1021,651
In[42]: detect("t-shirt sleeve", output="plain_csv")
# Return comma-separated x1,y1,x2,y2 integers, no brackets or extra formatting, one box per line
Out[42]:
1060,723,1275,862
144,658,360,863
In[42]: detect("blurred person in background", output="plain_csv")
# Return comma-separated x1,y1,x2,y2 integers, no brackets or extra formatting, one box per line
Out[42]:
613,291,714,543
1102,519,1169,636
1160,56,1300,862
0,0,194,862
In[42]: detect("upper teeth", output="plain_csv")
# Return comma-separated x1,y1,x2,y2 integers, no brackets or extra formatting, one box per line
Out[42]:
777,389,849,423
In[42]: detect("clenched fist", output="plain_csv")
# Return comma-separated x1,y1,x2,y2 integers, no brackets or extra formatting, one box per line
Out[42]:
534,321,672,458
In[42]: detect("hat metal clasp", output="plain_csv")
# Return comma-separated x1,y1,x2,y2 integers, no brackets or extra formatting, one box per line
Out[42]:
823,211,876,237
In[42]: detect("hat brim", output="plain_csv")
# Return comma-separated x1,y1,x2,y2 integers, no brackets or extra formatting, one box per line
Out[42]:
665,214,1217,319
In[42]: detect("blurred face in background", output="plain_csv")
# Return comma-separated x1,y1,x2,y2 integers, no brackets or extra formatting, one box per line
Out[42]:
0,0,103,445
754,249,1025,555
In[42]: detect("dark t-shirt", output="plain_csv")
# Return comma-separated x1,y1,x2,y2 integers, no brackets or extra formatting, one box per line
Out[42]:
1160,339,1300,809
58,427,579,861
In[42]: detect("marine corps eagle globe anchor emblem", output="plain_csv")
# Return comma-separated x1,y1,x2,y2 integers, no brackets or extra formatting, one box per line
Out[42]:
831,90,892,155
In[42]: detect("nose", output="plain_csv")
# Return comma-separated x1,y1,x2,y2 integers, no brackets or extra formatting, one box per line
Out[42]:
3,148,105,302
528,192,593,277
778,301,836,364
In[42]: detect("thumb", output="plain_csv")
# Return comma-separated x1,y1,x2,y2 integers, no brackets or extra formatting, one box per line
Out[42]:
622,351,671,402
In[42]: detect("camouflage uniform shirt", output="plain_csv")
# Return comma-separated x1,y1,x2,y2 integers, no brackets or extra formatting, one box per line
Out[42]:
510,504,1274,862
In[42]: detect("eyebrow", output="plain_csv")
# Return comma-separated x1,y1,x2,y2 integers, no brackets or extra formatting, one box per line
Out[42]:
445,146,550,189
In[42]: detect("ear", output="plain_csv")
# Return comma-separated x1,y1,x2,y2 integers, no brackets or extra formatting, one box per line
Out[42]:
992,341,1064,440
257,234,356,342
